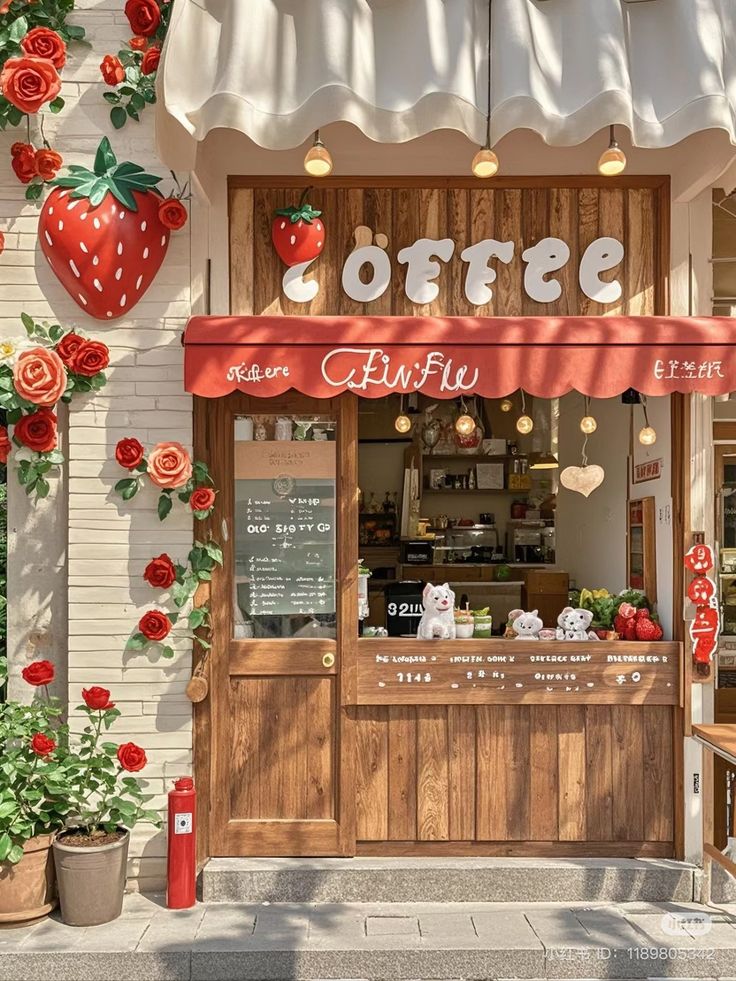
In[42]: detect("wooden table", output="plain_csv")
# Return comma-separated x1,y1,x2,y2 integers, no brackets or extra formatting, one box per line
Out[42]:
692,723,736,896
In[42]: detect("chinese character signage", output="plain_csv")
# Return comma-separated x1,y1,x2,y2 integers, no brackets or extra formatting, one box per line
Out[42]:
684,544,720,668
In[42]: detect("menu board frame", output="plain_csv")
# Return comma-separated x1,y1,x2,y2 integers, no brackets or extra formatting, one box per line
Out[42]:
356,639,682,705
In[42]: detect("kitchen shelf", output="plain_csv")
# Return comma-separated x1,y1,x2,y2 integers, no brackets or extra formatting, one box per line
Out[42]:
422,487,529,495
422,453,511,462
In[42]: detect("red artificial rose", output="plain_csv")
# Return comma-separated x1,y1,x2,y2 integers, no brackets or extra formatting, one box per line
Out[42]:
100,54,125,86
0,426,10,464
115,436,145,470
70,339,110,377
21,659,55,686
0,1,12,12
11,141,37,184
129,35,147,51
55,331,85,367
140,45,160,75
189,487,215,513
158,197,187,231
143,554,177,589
21,28,66,70
13,408,57,453
35,147,62,182
117,742,147,772
125,0,160,37
82,686,116,710
30,733,56,757
0,56,61,114
138,609,171,641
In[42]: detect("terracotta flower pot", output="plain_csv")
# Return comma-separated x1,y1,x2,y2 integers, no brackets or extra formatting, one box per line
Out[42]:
53,830,129,927
0,833,57,924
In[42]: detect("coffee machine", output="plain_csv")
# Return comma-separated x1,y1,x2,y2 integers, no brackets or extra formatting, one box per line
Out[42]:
507,525,546,563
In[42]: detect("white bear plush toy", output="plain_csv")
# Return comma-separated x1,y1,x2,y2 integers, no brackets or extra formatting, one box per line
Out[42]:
556,606,600,641
417,583,456,639
509,609,543,640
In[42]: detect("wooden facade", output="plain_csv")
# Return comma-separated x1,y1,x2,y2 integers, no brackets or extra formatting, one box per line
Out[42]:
192,176,681,861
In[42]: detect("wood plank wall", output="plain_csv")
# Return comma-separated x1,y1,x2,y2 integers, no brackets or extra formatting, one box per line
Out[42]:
355,704,674,854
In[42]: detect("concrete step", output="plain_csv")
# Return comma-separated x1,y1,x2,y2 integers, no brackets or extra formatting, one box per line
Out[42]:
201,856,699,905
1,894,734,981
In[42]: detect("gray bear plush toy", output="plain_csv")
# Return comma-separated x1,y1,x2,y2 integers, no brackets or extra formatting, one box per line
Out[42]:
555,606,600,641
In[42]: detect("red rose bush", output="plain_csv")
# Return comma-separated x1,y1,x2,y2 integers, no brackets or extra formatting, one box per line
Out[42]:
0,667,158,863
0,314,109,500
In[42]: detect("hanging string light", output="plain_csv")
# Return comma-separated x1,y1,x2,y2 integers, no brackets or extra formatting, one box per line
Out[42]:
597,125,626,177
304,130,333,177
455,397,476,436
394,395,412,434
471,0,499,178
638,395,657,445
516,389,533,435
500,398,513,413
580,396,597,434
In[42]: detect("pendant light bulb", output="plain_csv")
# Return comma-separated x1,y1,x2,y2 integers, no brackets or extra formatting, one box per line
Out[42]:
455,413,476,436
598,125,626,177
304,131,333,177
516,414,534,435
580,415,598,435
394,413,412,434
500,398,513,413
639,426,657,446
471,146,499,179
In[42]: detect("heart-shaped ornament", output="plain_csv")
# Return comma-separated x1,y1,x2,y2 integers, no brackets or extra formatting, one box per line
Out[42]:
560,464,605,497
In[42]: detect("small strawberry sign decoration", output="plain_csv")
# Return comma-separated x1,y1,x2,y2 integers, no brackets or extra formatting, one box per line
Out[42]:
38,137,182,320
271,189,325,267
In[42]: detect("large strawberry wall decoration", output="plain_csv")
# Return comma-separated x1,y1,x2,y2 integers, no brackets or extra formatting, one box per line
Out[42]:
38,137,181,320
271,189,325,267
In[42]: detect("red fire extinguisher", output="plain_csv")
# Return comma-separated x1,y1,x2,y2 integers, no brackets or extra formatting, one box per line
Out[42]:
167,776,196,909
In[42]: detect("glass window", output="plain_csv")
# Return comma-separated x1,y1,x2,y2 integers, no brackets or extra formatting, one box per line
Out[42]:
233,414,336,639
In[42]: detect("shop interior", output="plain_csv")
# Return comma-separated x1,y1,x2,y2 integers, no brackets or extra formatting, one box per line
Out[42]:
232,390,673,643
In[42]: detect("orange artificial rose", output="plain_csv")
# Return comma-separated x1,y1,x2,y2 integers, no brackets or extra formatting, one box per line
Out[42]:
13,347,67,406
21,28,66,70
100,54,125,86
146,441,192,488
35,147,62,181
0,56,61,114
140,45,160,75
129,36,147,51
10,141,37,184
158,197,187,231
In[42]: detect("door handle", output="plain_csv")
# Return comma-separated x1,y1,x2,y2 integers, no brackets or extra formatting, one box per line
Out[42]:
322,652,335,668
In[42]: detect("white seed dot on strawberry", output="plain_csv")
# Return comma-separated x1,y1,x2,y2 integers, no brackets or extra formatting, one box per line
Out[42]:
280,221,286,229
120,294,127,307
143,248,149,259
106,311,112,318
80,213,87,221
58,220,63,231
120,212,125,220
80,242,88,253
115,268,122,281
93,279,103,292
141,221,147,231
117,242,123,255
44,230,52,246
78,293,87,306
317,240,322,247
67,200,80,211
290,235,296,245
136,275,143,290
69,259,80,278
92,256,99,266
160,235,166,246
48,207,54,215
316,223,321,231
93,218,101,229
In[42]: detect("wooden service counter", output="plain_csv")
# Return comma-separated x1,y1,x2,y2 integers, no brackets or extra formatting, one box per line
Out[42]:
352,639,683,856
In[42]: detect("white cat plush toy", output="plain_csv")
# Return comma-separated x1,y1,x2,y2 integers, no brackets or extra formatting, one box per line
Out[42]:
556,606,600,641
417,583,456,640
510,609,543,640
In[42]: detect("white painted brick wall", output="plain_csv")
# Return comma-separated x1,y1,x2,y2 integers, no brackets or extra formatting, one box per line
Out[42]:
0,0,193,889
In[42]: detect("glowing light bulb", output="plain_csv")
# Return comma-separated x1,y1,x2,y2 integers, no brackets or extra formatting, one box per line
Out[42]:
500,399,513,413
455,414,476,436
597,128,626,176
471,147,499,179
516,414,534,435
580,416,597,434
639,426,657,446
304,133,333,177
394,414,412,434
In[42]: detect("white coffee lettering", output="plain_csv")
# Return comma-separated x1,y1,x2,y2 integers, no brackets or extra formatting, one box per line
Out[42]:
397,238,455,304
460,239,515,305
579,236,624,303
521,237,570,303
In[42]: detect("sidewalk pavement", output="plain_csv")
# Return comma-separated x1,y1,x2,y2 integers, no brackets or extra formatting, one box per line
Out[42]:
1,893,736,980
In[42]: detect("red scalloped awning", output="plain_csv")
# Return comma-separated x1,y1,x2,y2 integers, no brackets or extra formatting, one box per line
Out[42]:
183,315,736,400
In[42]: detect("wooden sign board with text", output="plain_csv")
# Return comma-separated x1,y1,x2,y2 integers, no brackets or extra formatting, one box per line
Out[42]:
356,639,681,705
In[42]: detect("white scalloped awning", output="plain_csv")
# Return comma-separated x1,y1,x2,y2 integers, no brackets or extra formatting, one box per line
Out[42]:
157,0,736,167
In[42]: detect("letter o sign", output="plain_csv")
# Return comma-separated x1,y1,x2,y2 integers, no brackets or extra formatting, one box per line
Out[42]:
342,246,391,302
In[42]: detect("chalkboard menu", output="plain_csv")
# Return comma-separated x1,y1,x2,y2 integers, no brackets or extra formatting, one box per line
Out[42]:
356,639,681,705
234,440,336,638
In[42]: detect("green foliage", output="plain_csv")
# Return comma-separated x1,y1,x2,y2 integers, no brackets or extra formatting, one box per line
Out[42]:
52,136,162,211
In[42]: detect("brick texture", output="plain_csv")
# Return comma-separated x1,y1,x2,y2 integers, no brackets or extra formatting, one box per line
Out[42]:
0,0,192,887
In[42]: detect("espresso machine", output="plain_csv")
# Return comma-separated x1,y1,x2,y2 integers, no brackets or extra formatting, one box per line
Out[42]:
507,524,546,563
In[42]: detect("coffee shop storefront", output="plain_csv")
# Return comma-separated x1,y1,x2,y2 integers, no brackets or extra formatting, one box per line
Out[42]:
179,177,736,862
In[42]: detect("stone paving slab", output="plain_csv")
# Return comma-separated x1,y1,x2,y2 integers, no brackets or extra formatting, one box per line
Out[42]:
0,893,734,981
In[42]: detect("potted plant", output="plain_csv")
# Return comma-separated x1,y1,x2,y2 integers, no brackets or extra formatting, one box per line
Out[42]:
0,659,72,924
53,686,159,927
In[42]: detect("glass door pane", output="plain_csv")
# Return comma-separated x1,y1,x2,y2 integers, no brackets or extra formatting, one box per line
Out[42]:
233,414,337,639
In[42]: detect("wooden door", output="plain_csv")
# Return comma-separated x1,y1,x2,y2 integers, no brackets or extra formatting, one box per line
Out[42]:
196,391,357,856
